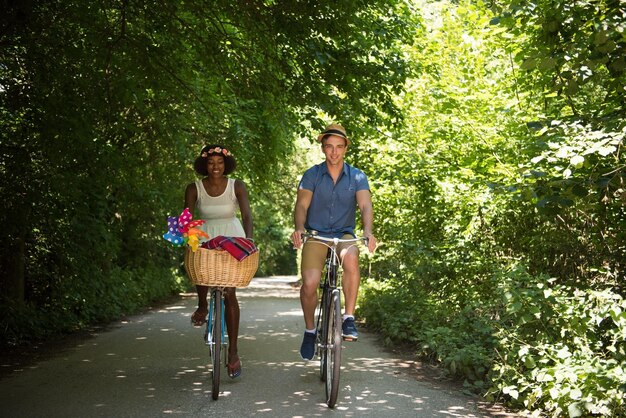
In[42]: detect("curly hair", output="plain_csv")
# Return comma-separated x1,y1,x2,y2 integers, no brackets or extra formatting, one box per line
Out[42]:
193,144,237,176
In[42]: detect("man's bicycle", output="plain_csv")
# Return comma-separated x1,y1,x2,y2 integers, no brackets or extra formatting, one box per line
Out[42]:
184,246,259,400
302,233,368,408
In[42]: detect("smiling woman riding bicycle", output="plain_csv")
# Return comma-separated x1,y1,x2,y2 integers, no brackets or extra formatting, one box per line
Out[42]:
291,123,377,361
184,144,253,379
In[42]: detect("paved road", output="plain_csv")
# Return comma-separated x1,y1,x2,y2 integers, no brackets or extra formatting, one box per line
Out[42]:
0,277,515,417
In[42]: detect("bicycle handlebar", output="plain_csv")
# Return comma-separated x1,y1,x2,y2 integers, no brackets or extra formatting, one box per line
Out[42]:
301,232,369,247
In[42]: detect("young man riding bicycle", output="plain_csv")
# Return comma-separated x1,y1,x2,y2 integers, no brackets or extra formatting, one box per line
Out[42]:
291,124,377,361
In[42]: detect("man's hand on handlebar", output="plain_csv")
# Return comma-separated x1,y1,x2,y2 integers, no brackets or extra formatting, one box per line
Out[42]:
364,234,377,254
291,229,306,249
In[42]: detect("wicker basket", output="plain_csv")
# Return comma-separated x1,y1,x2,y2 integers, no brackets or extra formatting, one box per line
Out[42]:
184,247,259,288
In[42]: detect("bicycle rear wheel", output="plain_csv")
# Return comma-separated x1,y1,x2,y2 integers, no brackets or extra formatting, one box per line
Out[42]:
209,289,222,400
325,290,342,408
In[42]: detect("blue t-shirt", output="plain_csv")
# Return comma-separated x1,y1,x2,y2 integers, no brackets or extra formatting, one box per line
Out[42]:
298,162,370,238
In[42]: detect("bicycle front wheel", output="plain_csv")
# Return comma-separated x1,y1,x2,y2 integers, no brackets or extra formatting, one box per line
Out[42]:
325,290,342,408
318,287,331,382
209,289,222,400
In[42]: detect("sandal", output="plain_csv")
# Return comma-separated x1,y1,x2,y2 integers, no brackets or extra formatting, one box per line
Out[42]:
190,309,207,327
227,357,242,379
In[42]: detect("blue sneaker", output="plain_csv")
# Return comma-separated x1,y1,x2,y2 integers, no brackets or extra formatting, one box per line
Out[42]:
342,317,358,341
300,331,317,360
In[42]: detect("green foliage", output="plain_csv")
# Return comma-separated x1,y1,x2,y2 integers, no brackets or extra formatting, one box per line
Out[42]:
3,1,624,417
358,0,626,416
0,265,184,345
484,0,626,288
0,0,413,345
361,262,626,415
491,0,625,128
489,267,626,417
253,198,297,277
360,278,429,344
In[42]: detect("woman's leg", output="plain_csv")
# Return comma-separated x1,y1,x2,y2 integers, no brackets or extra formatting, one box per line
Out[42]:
191,285,209,325
224,287,241,376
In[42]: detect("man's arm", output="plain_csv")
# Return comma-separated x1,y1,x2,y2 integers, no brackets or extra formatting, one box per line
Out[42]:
291,188,313,249
356,189,377,253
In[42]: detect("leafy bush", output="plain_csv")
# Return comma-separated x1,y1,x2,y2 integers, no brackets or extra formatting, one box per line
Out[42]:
1,266,184,347
359,278,430,345
359,249,499,391
361,264,626,417
489,267,626,417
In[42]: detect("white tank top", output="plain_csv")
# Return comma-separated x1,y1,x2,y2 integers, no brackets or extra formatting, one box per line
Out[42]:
194,178,245,238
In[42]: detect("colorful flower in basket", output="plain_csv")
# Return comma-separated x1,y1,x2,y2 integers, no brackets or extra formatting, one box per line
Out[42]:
185,227,209,251
162,208,208,251
186,234,200,252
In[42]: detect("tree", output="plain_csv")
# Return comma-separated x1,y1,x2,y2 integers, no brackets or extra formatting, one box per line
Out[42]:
0,0,413,344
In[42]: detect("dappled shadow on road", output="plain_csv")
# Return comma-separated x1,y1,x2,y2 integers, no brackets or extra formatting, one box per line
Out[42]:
0,281,516,417
172,352,512,417
167,297,514,417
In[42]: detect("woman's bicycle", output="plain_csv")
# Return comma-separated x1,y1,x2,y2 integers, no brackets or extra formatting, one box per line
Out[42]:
302,232,368,408
205,287,226,400
184,246,259,400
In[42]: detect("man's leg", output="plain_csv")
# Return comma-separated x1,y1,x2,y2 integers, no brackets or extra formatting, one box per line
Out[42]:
340,245,360,340
299,268,322,360
300,269,322,329
299,240,326,360
340,247,360,315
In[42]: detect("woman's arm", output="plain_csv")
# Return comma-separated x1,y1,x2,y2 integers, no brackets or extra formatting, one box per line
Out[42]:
234,179,253,239
184,182,198,217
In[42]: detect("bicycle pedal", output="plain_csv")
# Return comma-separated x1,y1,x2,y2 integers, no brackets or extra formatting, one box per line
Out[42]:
342,336,358,342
